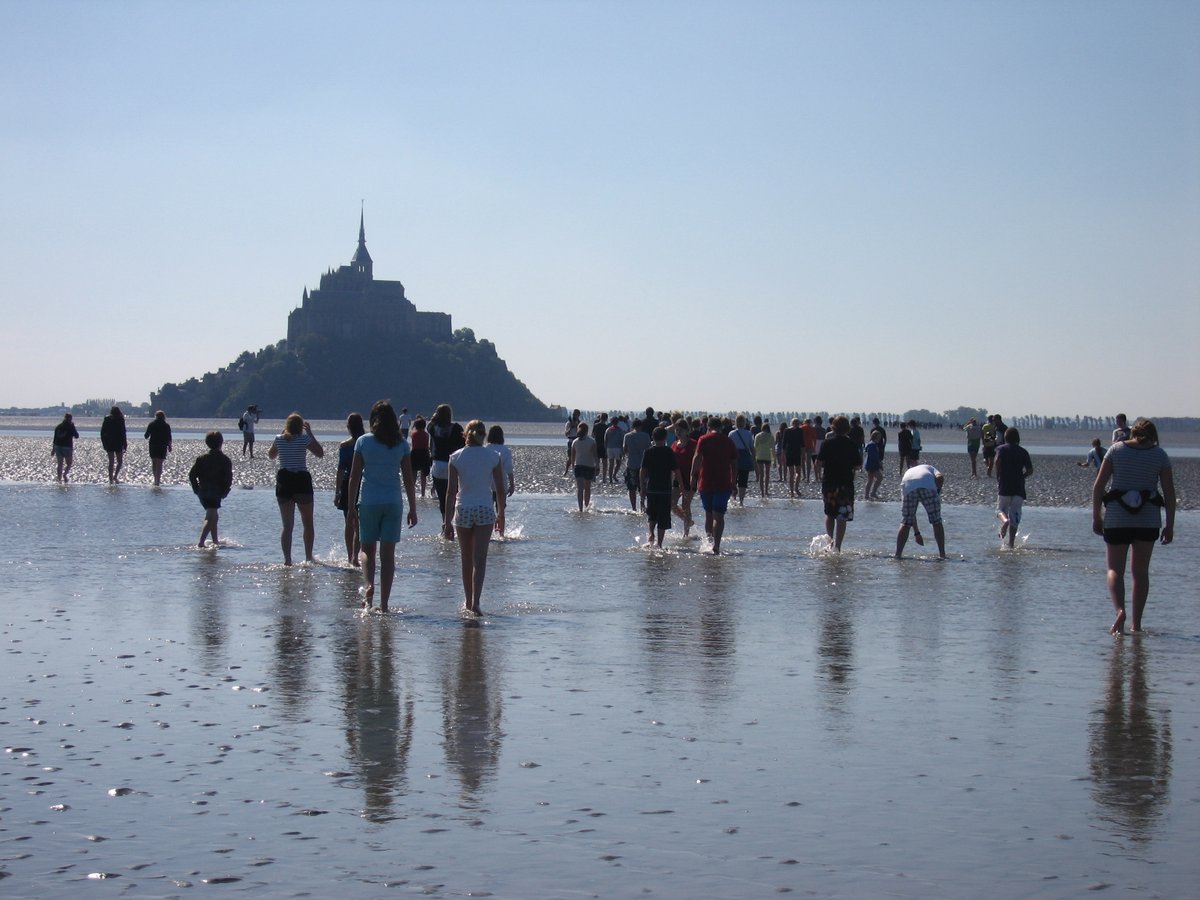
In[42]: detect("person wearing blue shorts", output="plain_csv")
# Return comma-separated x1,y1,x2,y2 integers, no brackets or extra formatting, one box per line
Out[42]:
347,401,417,613
691,418,738,554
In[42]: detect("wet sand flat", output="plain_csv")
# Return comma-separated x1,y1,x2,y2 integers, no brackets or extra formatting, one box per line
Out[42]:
1,471,1197,897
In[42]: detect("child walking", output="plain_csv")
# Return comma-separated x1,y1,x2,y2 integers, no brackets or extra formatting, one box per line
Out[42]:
189,431,234,547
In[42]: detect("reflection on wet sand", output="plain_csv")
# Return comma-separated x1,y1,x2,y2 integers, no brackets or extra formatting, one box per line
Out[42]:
812,564,857,735
442,623,503,802
269,572,316,720
1089,639,1172,844
338,619,414,823
638,558,736,709
188,552,228,673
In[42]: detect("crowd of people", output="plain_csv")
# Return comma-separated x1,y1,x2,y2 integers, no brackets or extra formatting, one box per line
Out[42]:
560,407,1175,634
42,405,1177,634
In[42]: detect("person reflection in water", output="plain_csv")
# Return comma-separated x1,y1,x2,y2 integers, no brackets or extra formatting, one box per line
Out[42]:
442,623,503,801
341,619,414,823
1088,640,1171,841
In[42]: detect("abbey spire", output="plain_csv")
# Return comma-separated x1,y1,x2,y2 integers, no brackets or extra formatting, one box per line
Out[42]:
351,208,373,278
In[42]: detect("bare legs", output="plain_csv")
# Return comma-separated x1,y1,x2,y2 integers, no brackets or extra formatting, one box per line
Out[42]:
344,513,360,567
1105,539,1155,635
107,450,124,483
673,486,694,537
704,510,725,554
863,469,882,500
151,456,165,486
455,524,493,615
895,521,946,559
55,452,72,483
298,501,316,562
757,461,770,497
825,516,847,552
362,540,396,612
576,476,593,511
278,499,316,565
198,508,219,547
998,497,1023,548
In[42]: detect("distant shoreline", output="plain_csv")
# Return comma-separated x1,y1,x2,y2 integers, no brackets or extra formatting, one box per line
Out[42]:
4,415,1200,452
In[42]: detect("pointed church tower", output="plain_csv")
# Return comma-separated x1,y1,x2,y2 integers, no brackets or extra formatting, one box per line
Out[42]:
351,209,373,278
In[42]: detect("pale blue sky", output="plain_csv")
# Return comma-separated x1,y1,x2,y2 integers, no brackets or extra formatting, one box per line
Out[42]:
2,0,1197,417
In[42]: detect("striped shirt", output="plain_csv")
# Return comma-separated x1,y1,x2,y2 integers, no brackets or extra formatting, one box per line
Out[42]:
273,432,313,472
1103,442,1171,529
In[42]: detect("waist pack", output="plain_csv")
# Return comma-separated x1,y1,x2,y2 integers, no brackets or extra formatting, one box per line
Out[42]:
1103,489,1164,515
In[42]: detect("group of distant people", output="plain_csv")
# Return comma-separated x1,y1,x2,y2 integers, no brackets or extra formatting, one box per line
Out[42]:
43,403,1178,635
561,406,1176,634
563,410,935,556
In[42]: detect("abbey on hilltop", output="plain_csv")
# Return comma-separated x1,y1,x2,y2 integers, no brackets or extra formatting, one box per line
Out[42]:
286,213,453,345
151,215,555,420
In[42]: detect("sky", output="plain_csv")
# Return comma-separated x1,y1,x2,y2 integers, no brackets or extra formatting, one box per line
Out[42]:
2,0,1198,418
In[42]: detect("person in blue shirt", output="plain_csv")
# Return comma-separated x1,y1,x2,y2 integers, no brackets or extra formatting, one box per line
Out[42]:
347,401,417,613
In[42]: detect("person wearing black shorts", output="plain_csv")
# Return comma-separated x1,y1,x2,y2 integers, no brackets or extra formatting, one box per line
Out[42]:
640,427,678,548
269,413,325,565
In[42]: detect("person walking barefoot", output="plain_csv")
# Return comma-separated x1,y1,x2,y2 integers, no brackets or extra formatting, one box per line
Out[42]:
443,421,505,617
346,401,417,613
1092,418,1175,635
268,413,324,565
188,431,233,548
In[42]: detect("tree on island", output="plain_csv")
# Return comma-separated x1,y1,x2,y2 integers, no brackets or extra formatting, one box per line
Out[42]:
151,327,554,421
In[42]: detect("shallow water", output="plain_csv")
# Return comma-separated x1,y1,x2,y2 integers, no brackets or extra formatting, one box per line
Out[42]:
1,482,1197,898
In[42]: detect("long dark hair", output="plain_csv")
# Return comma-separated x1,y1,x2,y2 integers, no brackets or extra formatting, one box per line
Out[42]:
369,400,402,448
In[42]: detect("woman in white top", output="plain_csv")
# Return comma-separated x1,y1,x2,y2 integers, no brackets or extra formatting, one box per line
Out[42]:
268,412,325,565
443,420,505,616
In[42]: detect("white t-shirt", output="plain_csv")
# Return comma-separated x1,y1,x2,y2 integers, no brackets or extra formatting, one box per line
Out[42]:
243,410,258,436
487,442,514,479
449,446,501,508
901,464,941,495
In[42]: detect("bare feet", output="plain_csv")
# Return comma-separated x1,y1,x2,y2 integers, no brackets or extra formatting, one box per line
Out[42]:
1110,609,1126,636
363,584,375,610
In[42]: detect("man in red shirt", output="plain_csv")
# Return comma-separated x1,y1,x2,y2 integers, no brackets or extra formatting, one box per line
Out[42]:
690,418,738,554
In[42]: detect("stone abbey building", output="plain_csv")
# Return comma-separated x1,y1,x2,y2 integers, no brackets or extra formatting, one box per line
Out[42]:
286,214,453,344
152,213,554,419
